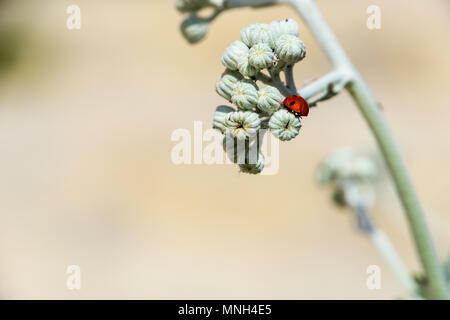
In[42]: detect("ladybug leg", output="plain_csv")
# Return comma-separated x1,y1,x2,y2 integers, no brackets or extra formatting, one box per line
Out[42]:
283,106,302,119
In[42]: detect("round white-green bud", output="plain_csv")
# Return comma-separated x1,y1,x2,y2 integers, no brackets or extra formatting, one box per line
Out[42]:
342,182,376,209
213,105,235,133
269,19,299,44
222,133,259,164
269,109,301,141
240,23,273,47
176,0,208,12
215,70,243,101
239,153,265,174
341,156,379,183
274,34,306,64
237,54,259,77
257,85,282,114
317,148,356,184
224,111,261,140
231,79,259,110
209,0,224,7
221,41,249,71
248,43,274,69
208,0,226,8
180,16,209,44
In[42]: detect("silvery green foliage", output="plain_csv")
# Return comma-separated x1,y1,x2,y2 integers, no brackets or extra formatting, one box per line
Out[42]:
210,19,308,174
180,16,209,44
269,109,301,141
317,148,380,209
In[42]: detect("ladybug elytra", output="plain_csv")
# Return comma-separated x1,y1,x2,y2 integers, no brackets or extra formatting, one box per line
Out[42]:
282,95,309,117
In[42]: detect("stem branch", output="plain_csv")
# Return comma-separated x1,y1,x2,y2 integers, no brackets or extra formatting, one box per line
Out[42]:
353,204,420,298
297,69,347,100
287,0,448,299
370,229,421,298
269,69,294,96
224,0,280,8
285,65,297,92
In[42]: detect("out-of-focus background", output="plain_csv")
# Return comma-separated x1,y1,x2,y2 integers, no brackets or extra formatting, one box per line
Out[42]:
0,0,449,299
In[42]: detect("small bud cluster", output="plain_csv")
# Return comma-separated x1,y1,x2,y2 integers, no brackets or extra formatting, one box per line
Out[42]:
221,20,305,75
177,0,224,44
317,148,380,209
213,19,307,174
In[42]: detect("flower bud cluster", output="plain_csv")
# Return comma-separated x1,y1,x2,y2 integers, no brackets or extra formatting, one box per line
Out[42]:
317,148,380,209
177,0,225,43
221,20,305,72
176,0,224,13
212,19,307,174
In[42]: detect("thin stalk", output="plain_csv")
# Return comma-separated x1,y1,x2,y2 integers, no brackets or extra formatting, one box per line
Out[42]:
354,204,420,298
297,69,346,100
287,0,448,299
269,69,294,96
285,65,297,92
225,0,279,8
371,229,422,299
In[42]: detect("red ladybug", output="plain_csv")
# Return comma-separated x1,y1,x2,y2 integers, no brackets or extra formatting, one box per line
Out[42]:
282,95,309,117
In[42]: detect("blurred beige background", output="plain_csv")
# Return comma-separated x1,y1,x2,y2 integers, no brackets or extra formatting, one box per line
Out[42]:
0,0,449,299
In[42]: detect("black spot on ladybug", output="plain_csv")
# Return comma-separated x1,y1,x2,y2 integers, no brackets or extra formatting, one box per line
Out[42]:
289,101,296,106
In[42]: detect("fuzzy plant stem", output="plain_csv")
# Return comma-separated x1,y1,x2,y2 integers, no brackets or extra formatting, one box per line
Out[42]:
371,229,422,299
286,0,448,299
298,69,346,99
354,204,421,298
